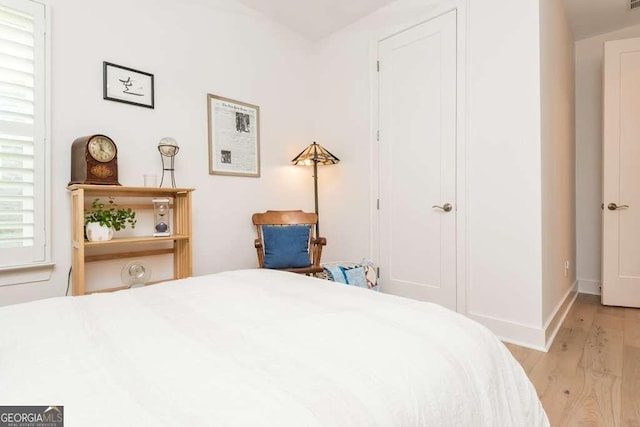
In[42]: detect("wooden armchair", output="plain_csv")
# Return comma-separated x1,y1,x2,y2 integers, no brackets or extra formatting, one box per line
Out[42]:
252,210,327,275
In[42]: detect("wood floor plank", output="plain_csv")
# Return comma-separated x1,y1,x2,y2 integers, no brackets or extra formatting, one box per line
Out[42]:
581,311,624,377
626,308,640,322
577,293,601,306
558,367,621,427
624,309,640,349
598,303,626,318
505,342,544,374
622,345,640,427
563,296,598,332
506,295,639,427
526,327,590,423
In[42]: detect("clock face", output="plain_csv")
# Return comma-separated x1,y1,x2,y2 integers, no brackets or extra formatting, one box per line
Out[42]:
88,136,116,163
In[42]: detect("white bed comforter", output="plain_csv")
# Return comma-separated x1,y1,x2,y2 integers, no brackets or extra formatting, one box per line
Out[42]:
0,269,548,426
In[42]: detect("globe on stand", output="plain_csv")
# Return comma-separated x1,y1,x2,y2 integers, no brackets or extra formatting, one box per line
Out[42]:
158,137,179,187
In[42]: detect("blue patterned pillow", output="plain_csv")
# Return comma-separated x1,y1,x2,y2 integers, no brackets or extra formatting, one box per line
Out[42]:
324,265,347,283
321,261,378,290
263,225,312,269
339,266,368,288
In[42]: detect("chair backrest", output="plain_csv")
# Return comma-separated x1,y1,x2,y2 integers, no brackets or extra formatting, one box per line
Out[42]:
252,210,318,228
251,210,320,269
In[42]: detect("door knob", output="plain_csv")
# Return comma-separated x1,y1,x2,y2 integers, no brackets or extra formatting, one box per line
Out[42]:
608,203,629,211
432,203,453,212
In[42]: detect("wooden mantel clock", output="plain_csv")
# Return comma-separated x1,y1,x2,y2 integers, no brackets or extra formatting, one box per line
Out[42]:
69,134,120,185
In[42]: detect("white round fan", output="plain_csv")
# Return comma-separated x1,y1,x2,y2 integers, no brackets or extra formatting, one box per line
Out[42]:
121,260,152,288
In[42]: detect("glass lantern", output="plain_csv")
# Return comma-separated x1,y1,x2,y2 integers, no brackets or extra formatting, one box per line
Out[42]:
152,198,171,237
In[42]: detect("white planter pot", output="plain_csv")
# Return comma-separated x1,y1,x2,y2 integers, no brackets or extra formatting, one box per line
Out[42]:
85,222,114,242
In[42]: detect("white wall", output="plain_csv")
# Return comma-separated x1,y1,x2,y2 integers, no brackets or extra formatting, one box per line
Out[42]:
466,0,543,336
0,0,578,350
539,0,576,323
309,0,548,346
575,23,640,294
0,0,314,305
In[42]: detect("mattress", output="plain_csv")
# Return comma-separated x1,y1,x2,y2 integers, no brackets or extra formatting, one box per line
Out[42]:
0,269,548,426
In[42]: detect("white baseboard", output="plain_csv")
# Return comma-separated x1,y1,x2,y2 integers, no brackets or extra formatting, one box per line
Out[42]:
469,280,578,352
578,279,601,295
544,281,578,350
468,312,547,351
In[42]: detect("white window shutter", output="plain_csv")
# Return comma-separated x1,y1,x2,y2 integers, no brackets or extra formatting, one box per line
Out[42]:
0,0,46,268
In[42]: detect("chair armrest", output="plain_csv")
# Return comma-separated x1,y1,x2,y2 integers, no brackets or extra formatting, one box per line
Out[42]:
312,237,327,246
254,238,264,267
311,236,326,266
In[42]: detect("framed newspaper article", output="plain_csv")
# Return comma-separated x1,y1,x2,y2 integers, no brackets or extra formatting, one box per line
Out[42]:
207,94,261,177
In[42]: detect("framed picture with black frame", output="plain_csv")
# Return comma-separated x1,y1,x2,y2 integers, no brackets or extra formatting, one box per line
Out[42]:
103,62,154,109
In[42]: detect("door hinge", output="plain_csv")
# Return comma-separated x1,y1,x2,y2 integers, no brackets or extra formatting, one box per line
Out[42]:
376,130,380,141
377,267,380,278
377,60,380,72
377,199,380,210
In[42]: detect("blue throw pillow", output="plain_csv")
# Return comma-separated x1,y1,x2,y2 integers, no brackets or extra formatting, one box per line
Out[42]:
323,265,348,283
340,266,368,288
263,225,312,269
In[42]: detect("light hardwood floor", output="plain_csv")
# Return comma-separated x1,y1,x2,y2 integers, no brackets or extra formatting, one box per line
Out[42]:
505,294,640,426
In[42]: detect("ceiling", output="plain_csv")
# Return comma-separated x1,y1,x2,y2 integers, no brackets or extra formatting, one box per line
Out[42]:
235,0,640,43
564,0,640,40
235,0,397,40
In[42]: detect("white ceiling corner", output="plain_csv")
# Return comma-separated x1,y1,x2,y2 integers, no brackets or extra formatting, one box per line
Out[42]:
236,0,640,45
234,0,398,40
564,0,640,40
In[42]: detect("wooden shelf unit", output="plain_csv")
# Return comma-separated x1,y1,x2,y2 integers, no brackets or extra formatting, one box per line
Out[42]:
83,235,190,247
68,185,195,296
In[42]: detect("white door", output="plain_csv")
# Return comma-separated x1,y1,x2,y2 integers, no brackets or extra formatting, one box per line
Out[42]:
378,10,457,310
603,38,640,308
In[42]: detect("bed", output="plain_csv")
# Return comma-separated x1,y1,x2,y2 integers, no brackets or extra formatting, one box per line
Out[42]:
0,269,548,426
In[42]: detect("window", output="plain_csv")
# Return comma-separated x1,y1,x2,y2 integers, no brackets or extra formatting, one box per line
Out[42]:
0,0,48,271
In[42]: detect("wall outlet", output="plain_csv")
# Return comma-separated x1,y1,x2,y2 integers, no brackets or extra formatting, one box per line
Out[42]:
564,260,570,277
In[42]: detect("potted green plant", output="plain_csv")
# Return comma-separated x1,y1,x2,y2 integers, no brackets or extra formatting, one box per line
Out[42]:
84,198,137,242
